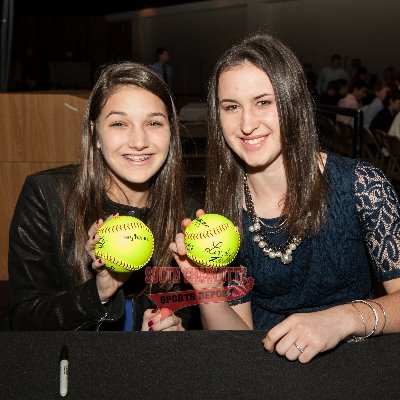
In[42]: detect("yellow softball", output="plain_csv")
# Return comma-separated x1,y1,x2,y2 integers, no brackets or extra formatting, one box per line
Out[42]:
184,213,240,268
95,216,154,273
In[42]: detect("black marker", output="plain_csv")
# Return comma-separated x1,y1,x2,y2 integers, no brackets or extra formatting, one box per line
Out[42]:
59,345,69,397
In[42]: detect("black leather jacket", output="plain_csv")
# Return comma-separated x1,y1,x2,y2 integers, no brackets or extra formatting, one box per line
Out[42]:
8,165,197,330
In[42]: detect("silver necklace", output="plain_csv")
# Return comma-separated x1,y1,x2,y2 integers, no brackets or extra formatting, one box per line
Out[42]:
243,174,301,265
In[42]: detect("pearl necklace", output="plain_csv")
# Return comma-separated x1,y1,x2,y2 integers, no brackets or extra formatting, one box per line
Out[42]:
243,174,301,265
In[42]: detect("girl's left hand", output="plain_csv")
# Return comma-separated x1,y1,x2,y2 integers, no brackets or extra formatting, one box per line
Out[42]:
142,308,185,332
262,307,351,363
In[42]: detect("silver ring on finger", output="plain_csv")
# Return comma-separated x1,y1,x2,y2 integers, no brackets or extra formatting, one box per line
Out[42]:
293,342,304,354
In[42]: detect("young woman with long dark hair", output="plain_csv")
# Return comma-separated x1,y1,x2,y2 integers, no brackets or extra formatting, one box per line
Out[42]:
171,33,400,362
9,62,194,331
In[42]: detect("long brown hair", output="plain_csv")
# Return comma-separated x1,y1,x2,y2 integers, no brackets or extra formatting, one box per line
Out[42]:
62,62,184,288
206,32,326,238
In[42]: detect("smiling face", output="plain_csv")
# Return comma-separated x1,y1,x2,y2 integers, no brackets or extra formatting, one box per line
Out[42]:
218,62,283,172
96,85,171,200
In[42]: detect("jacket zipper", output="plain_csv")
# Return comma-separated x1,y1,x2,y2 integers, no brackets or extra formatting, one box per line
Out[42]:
95,312,109,331
73,312,110,331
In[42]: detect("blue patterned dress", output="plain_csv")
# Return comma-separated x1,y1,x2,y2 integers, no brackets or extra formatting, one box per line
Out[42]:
232,153,400,330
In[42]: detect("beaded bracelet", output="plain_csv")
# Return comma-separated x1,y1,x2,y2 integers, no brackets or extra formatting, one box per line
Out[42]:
349,299,378,342
368,299,387,336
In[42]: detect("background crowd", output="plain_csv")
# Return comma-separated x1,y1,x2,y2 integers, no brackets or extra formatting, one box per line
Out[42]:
305,54,400,136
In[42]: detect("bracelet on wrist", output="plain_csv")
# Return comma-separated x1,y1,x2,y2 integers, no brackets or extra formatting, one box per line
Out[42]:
348,299,378,342
368,299,387,336
349,302,367,340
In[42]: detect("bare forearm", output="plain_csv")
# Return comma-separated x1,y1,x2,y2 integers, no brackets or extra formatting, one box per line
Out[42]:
347,291,400,337
370,291,400,333
199,302,252,330
328,290,400,341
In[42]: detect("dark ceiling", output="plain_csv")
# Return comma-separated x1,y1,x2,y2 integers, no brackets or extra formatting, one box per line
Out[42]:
14,0,208,16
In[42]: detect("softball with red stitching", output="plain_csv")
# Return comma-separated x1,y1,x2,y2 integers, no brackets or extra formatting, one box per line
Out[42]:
184,213,240,268
95,216,154,273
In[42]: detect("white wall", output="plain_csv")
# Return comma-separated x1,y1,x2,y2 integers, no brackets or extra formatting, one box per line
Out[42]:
108,0,400,95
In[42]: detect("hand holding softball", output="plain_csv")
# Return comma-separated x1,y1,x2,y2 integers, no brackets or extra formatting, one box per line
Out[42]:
170,210,228,290
86,214,132,303
86,214,118,269
94,215,154,273
184,213,240,268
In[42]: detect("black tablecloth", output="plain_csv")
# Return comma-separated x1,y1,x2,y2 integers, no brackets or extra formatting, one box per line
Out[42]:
1,331,399,399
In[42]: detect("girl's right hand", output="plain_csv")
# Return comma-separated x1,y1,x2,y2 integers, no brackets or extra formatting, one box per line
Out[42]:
85,214,132,302
169,209,226,290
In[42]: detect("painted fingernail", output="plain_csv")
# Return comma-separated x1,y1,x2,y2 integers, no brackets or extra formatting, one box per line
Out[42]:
148,320,153,327
149,327,153,332
151,309,158,313
95,220,99,225
98,259,103,265
92,235,96,240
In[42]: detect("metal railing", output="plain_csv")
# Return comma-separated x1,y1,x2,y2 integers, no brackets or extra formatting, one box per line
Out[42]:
316,104,364,158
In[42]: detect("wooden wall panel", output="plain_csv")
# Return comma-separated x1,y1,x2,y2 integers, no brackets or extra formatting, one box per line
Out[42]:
0,93,88,162
0,92,89,280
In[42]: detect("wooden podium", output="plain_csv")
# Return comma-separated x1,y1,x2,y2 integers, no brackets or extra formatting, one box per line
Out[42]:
0,92,89,280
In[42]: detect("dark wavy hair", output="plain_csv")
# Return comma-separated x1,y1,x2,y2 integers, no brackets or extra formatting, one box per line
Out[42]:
206,32,327,237
62,61,184,288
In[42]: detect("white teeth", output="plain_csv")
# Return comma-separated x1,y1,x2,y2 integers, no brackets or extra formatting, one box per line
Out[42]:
126,155,151,162
243,137,266,145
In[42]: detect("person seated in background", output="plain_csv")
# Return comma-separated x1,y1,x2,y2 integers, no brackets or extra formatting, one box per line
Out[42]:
336,80,368,125
370,90,400,133
317,79,348,106
8,62,197,331
317,54,350,94
352,66,377,105
317,80,338,106
388,110,400,139
362,82,390,128
384,66,400,91
351,66,368,84
171,32,400,363
349,58,363,80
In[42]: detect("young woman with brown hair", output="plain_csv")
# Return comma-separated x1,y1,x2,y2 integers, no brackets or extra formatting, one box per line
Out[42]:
171,33,400,362
9,62,195,331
